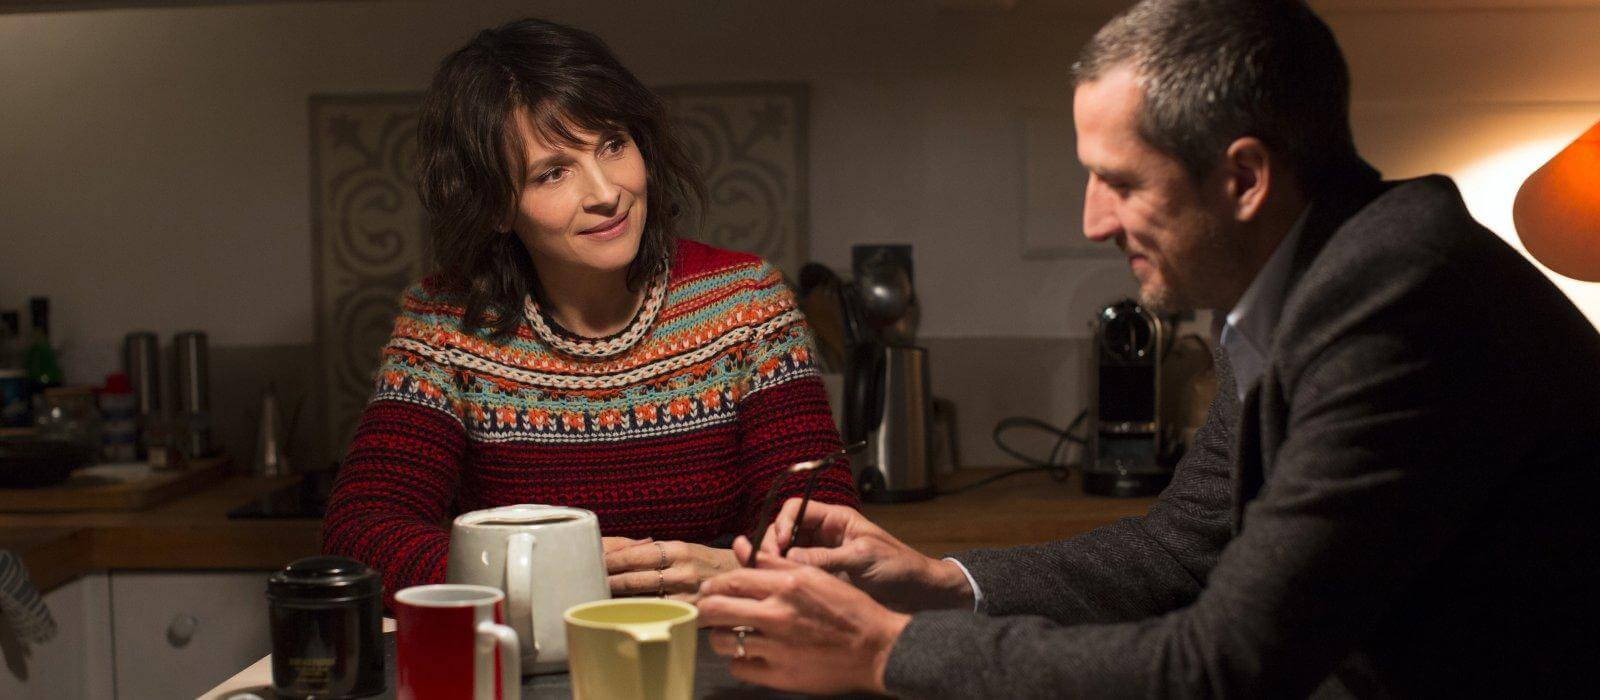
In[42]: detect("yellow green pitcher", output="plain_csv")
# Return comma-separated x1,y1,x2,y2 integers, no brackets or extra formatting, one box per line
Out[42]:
563,598,697,699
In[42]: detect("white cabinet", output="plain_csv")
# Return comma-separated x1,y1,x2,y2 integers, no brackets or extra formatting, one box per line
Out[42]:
109,571,273,700
0,573,115,699
0,570,271,699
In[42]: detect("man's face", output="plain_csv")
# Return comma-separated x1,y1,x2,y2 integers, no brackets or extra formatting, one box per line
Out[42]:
1073,66,1246,313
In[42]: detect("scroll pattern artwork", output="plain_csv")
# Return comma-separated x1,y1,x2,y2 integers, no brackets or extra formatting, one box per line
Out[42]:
310,85,809,456
659,83,810,279
309,94,428,454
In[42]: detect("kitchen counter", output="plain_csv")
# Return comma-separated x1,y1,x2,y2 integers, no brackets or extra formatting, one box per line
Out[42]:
0,474,321,593
1,468,1153,594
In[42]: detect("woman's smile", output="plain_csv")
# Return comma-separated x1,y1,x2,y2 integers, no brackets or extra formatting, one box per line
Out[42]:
579,210,630,241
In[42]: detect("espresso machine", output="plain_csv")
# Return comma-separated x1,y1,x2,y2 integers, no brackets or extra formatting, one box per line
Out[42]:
1084,299,1174,497
842,245,936,502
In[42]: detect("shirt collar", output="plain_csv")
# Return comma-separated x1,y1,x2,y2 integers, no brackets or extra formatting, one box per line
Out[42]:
1220,205,1311,398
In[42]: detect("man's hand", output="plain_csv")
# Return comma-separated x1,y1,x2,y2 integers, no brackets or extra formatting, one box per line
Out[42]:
605,538,738,602
697,552,911,695
747,499,974,612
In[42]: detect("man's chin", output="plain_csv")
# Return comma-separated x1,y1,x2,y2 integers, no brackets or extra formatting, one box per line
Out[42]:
1136,286,1185,315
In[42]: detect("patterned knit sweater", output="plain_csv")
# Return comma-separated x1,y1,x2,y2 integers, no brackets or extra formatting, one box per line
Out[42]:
323,239,856,600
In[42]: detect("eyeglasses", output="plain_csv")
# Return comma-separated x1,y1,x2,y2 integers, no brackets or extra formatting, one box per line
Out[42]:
744,441,864,567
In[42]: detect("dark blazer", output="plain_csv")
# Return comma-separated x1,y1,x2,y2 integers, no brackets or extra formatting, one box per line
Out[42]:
884,171,1600,698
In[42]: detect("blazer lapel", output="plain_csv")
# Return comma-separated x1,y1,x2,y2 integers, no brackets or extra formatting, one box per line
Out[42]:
1232,384,1266,534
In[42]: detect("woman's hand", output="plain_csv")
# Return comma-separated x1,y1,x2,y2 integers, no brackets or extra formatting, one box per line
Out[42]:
605,539,739,601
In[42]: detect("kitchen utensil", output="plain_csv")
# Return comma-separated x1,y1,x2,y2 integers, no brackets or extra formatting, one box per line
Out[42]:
838,279,871,347
880,293,921,346
796,263,850,371
856,258,914,331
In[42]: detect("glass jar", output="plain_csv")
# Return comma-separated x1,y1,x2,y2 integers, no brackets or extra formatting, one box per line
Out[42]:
33,386,102,453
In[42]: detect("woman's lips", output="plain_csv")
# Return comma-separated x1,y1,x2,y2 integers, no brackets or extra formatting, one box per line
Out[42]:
579,212,629,240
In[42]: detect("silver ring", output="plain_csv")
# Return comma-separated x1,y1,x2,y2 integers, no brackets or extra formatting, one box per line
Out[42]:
654,541,668,571
733,626,752,660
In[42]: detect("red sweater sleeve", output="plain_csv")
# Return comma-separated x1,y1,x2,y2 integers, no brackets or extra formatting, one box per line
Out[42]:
737,374,858,531
734,263,859,530
323,400,465,608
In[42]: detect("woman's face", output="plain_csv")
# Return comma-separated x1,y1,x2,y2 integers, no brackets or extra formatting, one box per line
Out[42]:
505,111,649,278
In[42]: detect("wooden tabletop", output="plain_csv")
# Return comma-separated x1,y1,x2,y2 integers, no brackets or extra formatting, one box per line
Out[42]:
1,468,1154,594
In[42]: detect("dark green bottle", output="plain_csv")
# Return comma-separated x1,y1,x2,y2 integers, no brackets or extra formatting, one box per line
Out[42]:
24,297,63,390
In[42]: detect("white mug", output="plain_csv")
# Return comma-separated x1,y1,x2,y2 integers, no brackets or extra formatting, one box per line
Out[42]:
446,505,610,674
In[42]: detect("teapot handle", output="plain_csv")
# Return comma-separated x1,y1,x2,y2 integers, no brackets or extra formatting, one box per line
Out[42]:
506,532,537,662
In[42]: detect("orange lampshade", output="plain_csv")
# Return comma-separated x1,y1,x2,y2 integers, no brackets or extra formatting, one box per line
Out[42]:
1513,120,1600,282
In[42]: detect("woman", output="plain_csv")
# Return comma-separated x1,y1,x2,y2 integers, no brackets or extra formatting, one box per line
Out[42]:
323,17,855,603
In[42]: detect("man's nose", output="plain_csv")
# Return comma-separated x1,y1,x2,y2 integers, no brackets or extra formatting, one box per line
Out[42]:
1082,177,1120,243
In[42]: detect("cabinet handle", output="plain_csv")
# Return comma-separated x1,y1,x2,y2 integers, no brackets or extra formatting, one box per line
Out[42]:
167,614,198,648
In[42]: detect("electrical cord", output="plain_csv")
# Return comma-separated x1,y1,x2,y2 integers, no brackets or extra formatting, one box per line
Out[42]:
939,410,1088,495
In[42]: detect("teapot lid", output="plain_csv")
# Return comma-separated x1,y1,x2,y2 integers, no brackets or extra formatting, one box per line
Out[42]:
268,555,381,602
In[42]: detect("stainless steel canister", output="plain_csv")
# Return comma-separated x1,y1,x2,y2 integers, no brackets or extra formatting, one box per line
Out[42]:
173,331,211,458
123,332,160,415
123,332,161,459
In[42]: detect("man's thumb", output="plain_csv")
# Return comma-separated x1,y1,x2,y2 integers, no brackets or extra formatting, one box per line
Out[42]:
784,545,849,571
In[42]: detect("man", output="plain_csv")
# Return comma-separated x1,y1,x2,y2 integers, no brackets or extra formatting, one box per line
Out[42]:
695,0,1600,697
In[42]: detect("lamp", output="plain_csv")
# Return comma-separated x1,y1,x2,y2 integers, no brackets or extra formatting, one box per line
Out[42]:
1512,121,1600,282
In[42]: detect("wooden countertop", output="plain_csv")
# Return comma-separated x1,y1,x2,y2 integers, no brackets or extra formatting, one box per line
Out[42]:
0,475,322,593
1,468,1153,594
864,469,1154,556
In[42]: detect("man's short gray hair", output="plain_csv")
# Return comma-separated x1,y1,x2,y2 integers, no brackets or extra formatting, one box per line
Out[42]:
1074,0,1360,192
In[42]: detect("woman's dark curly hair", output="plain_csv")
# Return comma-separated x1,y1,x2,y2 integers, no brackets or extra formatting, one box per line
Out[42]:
416,17,704,339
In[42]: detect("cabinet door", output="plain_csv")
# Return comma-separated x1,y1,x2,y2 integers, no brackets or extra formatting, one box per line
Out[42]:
110,571,271,699
0,573,114,699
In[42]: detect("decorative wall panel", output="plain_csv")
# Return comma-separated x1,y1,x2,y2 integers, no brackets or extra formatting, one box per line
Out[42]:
309,94,427,454
659,83,810,278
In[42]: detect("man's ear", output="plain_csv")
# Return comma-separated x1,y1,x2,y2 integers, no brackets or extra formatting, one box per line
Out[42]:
1222,137,1272,223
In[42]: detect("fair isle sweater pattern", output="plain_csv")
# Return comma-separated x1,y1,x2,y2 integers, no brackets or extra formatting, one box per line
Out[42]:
372,243,820,446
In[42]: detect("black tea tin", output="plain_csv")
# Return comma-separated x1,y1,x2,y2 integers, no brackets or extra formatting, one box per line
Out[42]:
267,555,384,699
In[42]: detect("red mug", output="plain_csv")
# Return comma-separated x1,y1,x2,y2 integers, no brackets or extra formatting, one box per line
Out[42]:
394,584,521,700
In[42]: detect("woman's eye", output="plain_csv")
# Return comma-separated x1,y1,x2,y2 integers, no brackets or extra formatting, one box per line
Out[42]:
536,167,566,184
603,138,626,155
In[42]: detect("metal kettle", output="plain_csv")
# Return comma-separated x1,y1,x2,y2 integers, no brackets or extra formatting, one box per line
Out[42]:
844,247,936,502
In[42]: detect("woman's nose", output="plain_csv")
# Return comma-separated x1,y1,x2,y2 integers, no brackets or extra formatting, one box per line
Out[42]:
581,162,622,211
